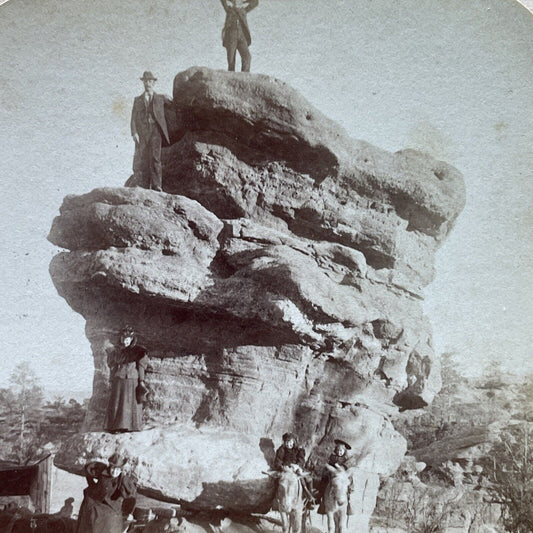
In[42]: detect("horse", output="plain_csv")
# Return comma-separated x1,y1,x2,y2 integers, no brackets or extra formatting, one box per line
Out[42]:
264,468,311,533
323,464,353,533
276,468,305,533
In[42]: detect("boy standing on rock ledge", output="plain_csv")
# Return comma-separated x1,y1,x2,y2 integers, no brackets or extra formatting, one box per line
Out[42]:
130,71,172,191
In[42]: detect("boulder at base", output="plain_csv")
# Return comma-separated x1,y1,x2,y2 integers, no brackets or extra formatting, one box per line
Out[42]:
54,425,275,514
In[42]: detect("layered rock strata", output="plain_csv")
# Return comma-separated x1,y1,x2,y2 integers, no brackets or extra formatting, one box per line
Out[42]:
49,68,465,529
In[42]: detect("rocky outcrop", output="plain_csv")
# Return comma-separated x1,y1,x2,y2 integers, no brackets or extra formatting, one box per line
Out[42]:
410,425,497,469
372,456,501,533
48,68,465,528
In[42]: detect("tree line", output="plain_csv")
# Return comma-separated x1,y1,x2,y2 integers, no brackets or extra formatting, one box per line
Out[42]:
0,362,86,465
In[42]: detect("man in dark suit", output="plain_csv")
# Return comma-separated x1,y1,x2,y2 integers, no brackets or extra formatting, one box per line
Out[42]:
130,71,171,191
220,0,258,72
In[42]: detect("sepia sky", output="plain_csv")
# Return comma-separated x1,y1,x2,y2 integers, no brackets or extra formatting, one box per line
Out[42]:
0,0,532,398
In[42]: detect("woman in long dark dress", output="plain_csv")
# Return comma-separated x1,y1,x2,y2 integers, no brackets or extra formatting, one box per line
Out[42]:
105,326,149,433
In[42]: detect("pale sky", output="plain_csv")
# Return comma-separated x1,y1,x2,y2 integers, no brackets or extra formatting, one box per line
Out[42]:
0,0,532,398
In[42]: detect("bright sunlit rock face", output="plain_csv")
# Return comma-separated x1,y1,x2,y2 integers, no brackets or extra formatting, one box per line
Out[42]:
48,68,465,524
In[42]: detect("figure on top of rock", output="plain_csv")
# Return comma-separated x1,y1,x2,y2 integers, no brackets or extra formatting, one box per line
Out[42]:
130,71,172,191
220,0,258,72
77,453,137,533
105,325,149,433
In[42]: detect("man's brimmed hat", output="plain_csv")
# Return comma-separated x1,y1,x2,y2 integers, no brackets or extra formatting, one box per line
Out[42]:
108,453,128,468
334,438,352,450
140,71,157,81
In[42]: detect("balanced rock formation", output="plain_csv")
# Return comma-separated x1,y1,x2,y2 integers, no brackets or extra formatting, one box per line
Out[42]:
49,67,465,530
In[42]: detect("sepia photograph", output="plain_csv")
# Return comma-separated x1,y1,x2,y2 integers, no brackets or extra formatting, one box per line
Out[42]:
0,0,532,531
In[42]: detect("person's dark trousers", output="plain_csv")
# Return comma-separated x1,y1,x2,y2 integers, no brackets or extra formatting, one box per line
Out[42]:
133,125,162,190
225,32,251,72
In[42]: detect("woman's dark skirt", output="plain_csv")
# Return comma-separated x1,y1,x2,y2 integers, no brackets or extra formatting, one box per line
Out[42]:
77,495,124,533
105,378,141,432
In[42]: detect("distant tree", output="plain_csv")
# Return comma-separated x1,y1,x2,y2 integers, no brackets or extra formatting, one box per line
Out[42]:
440,351,463,394
39,396,86,444
437,351,465,424
0,362,44,464
0,387,16,408
513,372,533,422
49,395,66,409
484,422,533,533
0,365,88,463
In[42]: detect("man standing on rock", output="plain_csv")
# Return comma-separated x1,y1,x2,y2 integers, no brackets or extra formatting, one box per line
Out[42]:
130,71,172,191
220,0,258,72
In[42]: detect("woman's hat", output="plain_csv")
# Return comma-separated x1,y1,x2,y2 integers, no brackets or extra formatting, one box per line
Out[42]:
108,453,128,468
121,325,135,336
334,438,352,450
84,460,108,478
140,71,157,81
282,432,297,443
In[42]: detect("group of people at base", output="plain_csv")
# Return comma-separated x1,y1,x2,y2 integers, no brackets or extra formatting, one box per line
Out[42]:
75,435,354,533
76,452,185,533
274,432,355,515
130,0,259,195
99,327,354,529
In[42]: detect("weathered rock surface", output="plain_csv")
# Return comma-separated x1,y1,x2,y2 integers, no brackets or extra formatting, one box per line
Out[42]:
372,456,501,533
54,425,275,513
49,68,465,528
410,424,500,469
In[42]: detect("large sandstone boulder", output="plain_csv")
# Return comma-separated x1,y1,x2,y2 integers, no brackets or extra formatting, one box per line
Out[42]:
54,425,275,513
49,68,465,529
